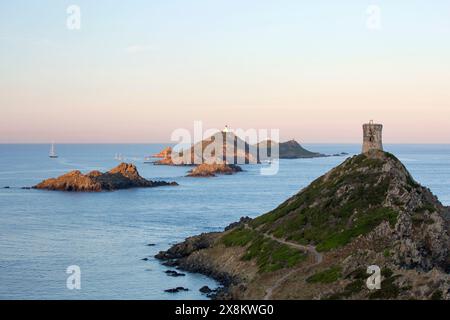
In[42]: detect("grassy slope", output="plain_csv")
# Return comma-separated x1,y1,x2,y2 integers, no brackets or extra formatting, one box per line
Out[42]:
249,152,415,252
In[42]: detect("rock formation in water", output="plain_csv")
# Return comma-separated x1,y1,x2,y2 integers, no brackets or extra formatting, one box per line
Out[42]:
257,139,326,159
155,131,257,166
156,150,449,300
154,133,340,166
152,147,172,159
34,163,178,192
187,163,243,177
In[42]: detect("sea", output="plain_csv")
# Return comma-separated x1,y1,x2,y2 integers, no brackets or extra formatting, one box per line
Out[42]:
0,144,449,299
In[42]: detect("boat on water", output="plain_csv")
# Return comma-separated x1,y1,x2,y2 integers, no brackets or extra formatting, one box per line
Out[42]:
49,143,58,158
114,153,124,161
143,156,153,164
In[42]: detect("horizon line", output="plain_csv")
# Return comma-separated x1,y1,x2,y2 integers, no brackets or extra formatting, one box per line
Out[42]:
1,142,450,145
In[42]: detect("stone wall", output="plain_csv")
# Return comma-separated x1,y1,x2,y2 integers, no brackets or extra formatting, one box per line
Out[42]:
362,122,383,153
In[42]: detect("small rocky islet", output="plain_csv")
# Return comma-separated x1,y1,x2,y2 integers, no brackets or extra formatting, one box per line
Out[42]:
187,163,242,177
33,162,178,192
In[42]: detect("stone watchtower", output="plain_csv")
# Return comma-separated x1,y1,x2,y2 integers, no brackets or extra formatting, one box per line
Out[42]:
362,120,383,153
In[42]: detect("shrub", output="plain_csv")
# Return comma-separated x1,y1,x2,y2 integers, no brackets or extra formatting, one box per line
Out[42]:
306,266,342,284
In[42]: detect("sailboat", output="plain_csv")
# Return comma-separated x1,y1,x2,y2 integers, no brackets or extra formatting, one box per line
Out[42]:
49,142,58,158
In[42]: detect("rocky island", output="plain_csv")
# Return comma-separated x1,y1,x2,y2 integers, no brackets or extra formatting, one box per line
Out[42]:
152,146,172,159
153,131,344,167
155,150,450,299
187,163,242,177
257,139,326,159
155,131,257,166
34,163,178,192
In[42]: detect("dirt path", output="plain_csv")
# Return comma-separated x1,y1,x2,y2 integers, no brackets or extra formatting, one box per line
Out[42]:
263,232,323,265
243,225,323,300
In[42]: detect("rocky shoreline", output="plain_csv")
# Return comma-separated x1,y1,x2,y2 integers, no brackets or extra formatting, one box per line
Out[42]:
155,217,252,299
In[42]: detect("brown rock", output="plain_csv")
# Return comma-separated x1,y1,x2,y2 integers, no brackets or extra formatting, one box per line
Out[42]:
33,163,178,192
152,147,172,159
187,163,242,177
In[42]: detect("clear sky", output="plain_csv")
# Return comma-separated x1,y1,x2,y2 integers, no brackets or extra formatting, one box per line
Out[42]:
1,0,450,143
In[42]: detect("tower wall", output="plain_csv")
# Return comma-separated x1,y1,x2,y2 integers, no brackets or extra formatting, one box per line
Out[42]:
362,122,383,153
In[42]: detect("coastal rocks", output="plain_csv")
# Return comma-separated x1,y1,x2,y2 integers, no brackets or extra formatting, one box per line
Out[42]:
224,216,252,231
155,232,219,260
186,163,242,177
199,286,224,299
152,147,172,158
164,287,189,293
154,157,179,166
199,286,212,294
33,162,178,192
165,270,186,277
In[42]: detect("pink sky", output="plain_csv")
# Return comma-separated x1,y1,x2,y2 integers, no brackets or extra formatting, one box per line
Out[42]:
1,1,450,143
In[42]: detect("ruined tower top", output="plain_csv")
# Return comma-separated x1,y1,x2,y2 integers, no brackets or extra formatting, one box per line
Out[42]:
362,120,383,153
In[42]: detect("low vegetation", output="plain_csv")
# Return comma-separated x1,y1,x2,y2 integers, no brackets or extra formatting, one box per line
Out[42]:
221,227,306,273
250,153,400,252
306,266,342,284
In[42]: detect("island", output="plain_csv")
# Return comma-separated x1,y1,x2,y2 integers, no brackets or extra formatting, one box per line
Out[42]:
154,131,257,166
152,146,172,158
33,163,178,192
257,139,326,159
153,132,338,167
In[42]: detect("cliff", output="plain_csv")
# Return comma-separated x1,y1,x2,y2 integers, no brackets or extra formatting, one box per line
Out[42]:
156,151,449,300
34,163,178,191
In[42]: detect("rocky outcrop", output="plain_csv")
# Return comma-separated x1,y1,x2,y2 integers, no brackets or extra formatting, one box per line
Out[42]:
156,151,449,300
34,163,178,192
155,131,257,166
165,287,189,293
257,139,326,159
152,147,172,158
186,163,242,177
155,232,220,260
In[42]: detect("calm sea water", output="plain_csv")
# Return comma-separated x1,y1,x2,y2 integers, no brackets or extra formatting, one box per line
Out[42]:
0,144,449,299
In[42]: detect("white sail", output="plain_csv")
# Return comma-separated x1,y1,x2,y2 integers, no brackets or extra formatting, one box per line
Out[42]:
49,142,58,158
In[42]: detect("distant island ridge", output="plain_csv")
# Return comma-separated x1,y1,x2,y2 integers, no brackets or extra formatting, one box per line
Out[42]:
151,131,347,166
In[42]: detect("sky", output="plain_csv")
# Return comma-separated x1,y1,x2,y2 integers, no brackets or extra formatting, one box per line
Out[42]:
1,0,450,143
